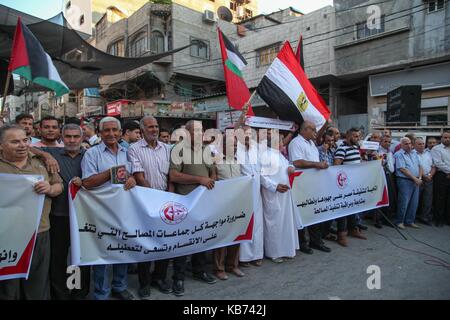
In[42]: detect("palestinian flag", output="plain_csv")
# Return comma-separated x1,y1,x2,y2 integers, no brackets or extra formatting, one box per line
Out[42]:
256,41,330,130
218,28,253,115
8,17,69,97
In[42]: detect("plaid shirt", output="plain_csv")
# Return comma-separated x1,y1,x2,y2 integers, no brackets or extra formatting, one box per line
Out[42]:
318,145,334,166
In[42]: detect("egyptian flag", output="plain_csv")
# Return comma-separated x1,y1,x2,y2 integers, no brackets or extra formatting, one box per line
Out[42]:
218,28,253,115
295,35,305,70
256,41,330,130
8,17,69,97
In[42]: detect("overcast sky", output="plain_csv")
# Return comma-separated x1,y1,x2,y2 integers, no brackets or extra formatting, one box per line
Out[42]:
259,0,334,14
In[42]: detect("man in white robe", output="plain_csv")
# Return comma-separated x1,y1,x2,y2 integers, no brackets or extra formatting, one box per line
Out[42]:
260,129,299,262
236,126,265,266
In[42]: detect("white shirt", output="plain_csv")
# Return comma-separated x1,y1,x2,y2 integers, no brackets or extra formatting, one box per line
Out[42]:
416,149,434,176
431,143,450,174
378,146,395,173
89,134,100,146
288,135,319,162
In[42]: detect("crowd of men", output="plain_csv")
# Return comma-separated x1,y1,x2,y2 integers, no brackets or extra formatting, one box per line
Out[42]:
0,112,448,300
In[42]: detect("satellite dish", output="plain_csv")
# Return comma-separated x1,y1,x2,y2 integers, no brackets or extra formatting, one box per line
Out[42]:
217,6,233,22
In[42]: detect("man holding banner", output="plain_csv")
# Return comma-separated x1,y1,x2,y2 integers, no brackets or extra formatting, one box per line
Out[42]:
169,120,217,296
289,121,331,254
81,117,136,300
334,128,368,243
0,125,63,300
128,116,173,298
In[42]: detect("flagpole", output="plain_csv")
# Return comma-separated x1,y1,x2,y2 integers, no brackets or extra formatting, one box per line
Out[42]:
234,90,257,129
1,70,11,116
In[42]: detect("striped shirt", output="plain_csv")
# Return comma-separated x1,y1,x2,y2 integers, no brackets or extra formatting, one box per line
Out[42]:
128,139,171,191
334,142,361,164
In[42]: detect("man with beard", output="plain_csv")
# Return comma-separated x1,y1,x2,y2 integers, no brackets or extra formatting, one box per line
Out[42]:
259,128,299,263
334,128,368,242
128,116,173,298
41,124,91,299
289,121,331,253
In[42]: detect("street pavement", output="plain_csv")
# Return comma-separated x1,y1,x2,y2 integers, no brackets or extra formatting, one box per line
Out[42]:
103,222,450,300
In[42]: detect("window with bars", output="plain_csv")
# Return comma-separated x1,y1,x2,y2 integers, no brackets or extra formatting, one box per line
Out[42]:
256,43,281,67
150,31,165,54
428,0,445,12
190,39,209,59
130,35,148,57
108,39,124,57
356,15,385,39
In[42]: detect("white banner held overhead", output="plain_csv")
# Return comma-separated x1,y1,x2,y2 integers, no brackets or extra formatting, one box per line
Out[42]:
69,176,254,266
0,174,45,281
245,116,295,131
290,161,389,227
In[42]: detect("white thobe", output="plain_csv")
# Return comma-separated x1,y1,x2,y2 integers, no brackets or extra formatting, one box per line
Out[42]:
260,147,299,259
238,143,264,262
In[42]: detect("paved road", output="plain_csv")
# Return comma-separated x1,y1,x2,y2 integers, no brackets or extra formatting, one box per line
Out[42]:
106,223,450,300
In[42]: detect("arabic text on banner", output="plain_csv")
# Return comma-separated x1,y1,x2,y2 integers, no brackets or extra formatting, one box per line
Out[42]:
69,176,254,265
0,174,45,281
290,161,389,227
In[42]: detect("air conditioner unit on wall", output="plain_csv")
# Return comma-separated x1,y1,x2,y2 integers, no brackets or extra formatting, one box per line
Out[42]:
203,10,216,23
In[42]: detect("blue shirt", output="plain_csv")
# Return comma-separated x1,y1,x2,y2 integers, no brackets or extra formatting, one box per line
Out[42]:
119,139,130,150
318,145,334,166
81,142,131,188
394,149,421,179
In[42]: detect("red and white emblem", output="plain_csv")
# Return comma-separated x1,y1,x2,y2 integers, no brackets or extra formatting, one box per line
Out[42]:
160,202,188,225
336,171,348,189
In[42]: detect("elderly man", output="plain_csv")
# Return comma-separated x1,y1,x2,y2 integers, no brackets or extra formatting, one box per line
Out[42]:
81,117,136,300
289,121,331,253
260,129,299,263
0,125,63,300
394,137,423,229
236,125,265,266
39,123,91,300
169,120,217,296
128,116,173,298
334,127,367,244
377,135,397,224
414,137,435,226
82,122,100,147
31,116,63,148
15,113,40,144
213,135,245,279
431,131,450,226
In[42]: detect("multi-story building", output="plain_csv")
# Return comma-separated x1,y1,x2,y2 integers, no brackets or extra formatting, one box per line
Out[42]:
332,0,450,135
95,2,238,128
64,0,92,36
174,0,258,22
199,0,450,135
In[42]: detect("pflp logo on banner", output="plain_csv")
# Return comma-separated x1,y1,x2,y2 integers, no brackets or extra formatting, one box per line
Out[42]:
160,202,189,225
336,170,349,189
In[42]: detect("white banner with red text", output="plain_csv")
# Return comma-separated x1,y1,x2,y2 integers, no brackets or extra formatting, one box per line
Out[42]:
290,161,389,227
0,174,45,281
69,176,254,266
